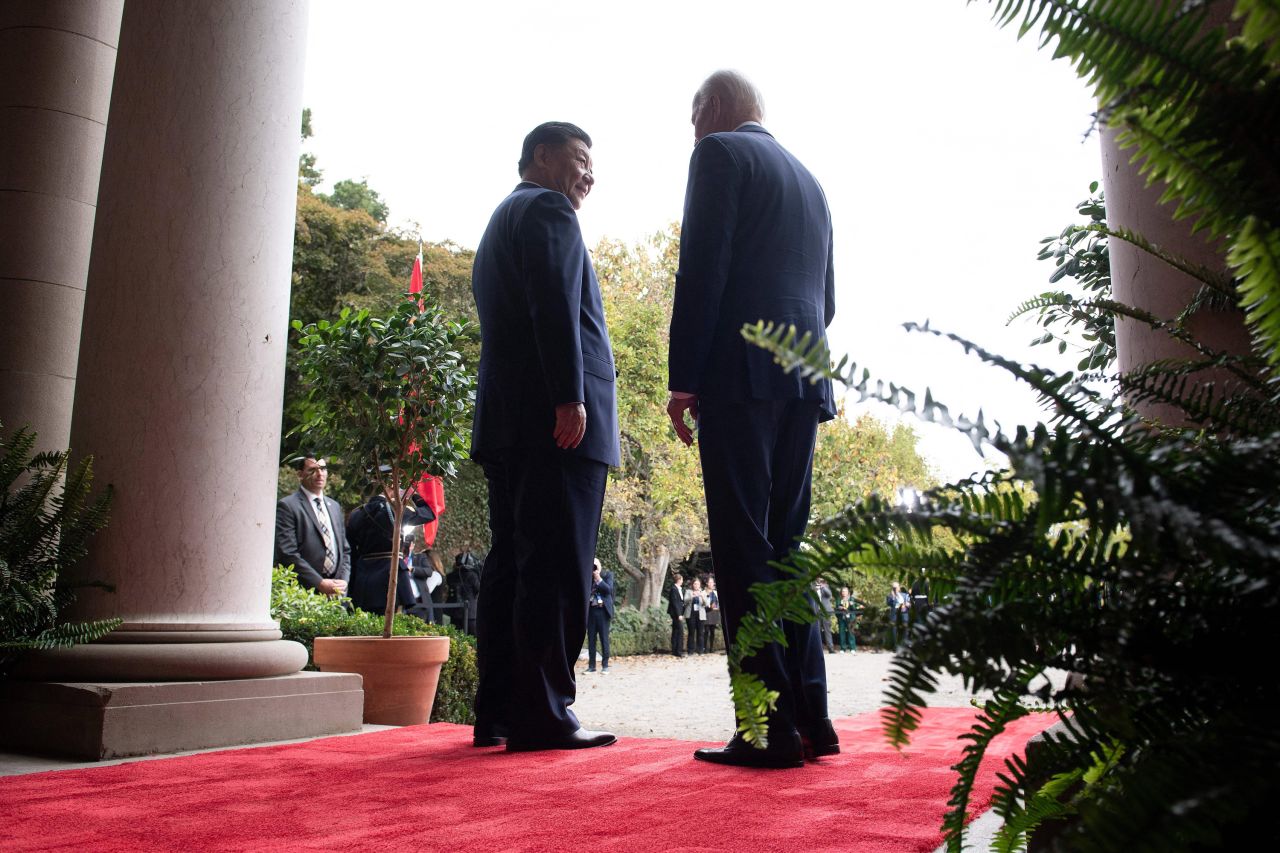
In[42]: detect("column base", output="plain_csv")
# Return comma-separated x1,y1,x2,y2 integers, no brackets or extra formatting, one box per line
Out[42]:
10,638,308,681
0,671,364,760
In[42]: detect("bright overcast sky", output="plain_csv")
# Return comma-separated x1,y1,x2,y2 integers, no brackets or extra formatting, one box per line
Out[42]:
302,0,1102,482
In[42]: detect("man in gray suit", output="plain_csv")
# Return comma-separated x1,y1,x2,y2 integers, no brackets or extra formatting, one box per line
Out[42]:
274,455,350,596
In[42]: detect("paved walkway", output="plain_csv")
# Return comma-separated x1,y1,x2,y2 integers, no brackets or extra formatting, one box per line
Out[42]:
572,648,992,741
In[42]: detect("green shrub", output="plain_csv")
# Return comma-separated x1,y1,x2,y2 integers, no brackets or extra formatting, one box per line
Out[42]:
1,423,119,677
270,565,477,724
607,605,671,657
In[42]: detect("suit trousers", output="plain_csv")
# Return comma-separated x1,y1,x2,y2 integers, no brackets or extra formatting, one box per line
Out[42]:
697,398,829,735
587,606,610,669
687,613,703,654
474,450,607,740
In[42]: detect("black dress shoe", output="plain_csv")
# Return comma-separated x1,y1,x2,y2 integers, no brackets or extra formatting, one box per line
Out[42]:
693,731,804,769
505,728,617,753
472,722,509,748
802,718,840,760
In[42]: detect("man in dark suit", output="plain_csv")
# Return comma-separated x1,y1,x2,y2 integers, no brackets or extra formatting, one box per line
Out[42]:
585,559,614,673
470,121,620,753
667,71,839,769
667,572,687,657
345,486,436,616
274,455,350,596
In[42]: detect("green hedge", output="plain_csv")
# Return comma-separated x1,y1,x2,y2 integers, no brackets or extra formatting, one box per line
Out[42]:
270,565,477,724
607,605,671,657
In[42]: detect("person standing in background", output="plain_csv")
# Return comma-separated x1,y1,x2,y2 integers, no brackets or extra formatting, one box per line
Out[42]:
702,576,721,652
835,586,857,652
586,558,614,673
686,576,706,655
275,455,350,597
668,573,687,657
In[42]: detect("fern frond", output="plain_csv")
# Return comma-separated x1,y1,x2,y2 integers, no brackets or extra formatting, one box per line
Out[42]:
1232,216,1280,366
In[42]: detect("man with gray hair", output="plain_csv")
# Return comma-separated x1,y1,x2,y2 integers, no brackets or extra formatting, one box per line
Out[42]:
667,70,838,769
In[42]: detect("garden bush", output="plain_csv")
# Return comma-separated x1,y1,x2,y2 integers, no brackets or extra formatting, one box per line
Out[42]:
606,605,671,657
270,565,477,724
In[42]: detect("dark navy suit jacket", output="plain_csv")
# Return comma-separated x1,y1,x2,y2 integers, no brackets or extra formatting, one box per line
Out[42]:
668,125,836,420
470,182,620,467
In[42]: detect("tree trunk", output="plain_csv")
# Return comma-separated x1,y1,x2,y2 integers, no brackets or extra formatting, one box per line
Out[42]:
383,496,404,639
613,523,645,607
636,545,670,611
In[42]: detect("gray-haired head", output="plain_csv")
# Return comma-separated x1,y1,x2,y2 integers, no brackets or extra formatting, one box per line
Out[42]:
691,70,764,141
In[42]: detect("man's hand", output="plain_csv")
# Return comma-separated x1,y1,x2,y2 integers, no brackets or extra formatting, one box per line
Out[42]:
318,578,346,597
554,402,587,449
666,392,698,446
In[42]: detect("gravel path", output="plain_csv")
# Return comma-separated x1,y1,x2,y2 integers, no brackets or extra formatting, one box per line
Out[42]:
571,649,992,741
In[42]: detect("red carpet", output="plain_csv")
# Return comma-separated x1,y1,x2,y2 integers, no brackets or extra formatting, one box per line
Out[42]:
0,707,1051,852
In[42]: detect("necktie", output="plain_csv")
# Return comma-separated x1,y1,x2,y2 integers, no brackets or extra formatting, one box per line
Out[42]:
314,497,336,575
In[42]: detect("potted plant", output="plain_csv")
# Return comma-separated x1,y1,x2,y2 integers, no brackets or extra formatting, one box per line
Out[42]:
290,296,475,724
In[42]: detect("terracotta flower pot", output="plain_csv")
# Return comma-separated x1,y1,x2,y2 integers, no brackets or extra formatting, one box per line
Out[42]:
313,635,450,725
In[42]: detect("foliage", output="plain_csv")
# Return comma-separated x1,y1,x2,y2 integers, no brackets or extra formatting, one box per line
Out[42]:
270,565,476,724
324,178,389,224
0,424,119,676
811,410,933,523
596,228,937,609
299,107,321,187
605,605,672,657
290,185,394,331
291,297,476,637
984,0,1280,365
595,227,709,608
1010,182,1116,374
811,409,938,646
724,3,1280,847
432,459,490,559
284,112,480,509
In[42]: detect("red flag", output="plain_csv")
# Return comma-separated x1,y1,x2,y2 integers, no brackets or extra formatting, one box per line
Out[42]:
406,242,444,546
409,244,424,295
415,473,445,547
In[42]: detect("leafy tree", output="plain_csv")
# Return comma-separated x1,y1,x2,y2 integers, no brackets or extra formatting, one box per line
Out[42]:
810,409,936,617
595,227,707,608
324,178,390,224
595,228,938,609
299,107,321,188
284,111,479,513
810,410,931,521
290,185,391,327
291,298,475,637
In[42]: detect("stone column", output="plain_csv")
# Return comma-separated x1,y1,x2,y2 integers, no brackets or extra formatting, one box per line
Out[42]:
1100,127,1254,426
26,0,312,681
0,1,123,452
